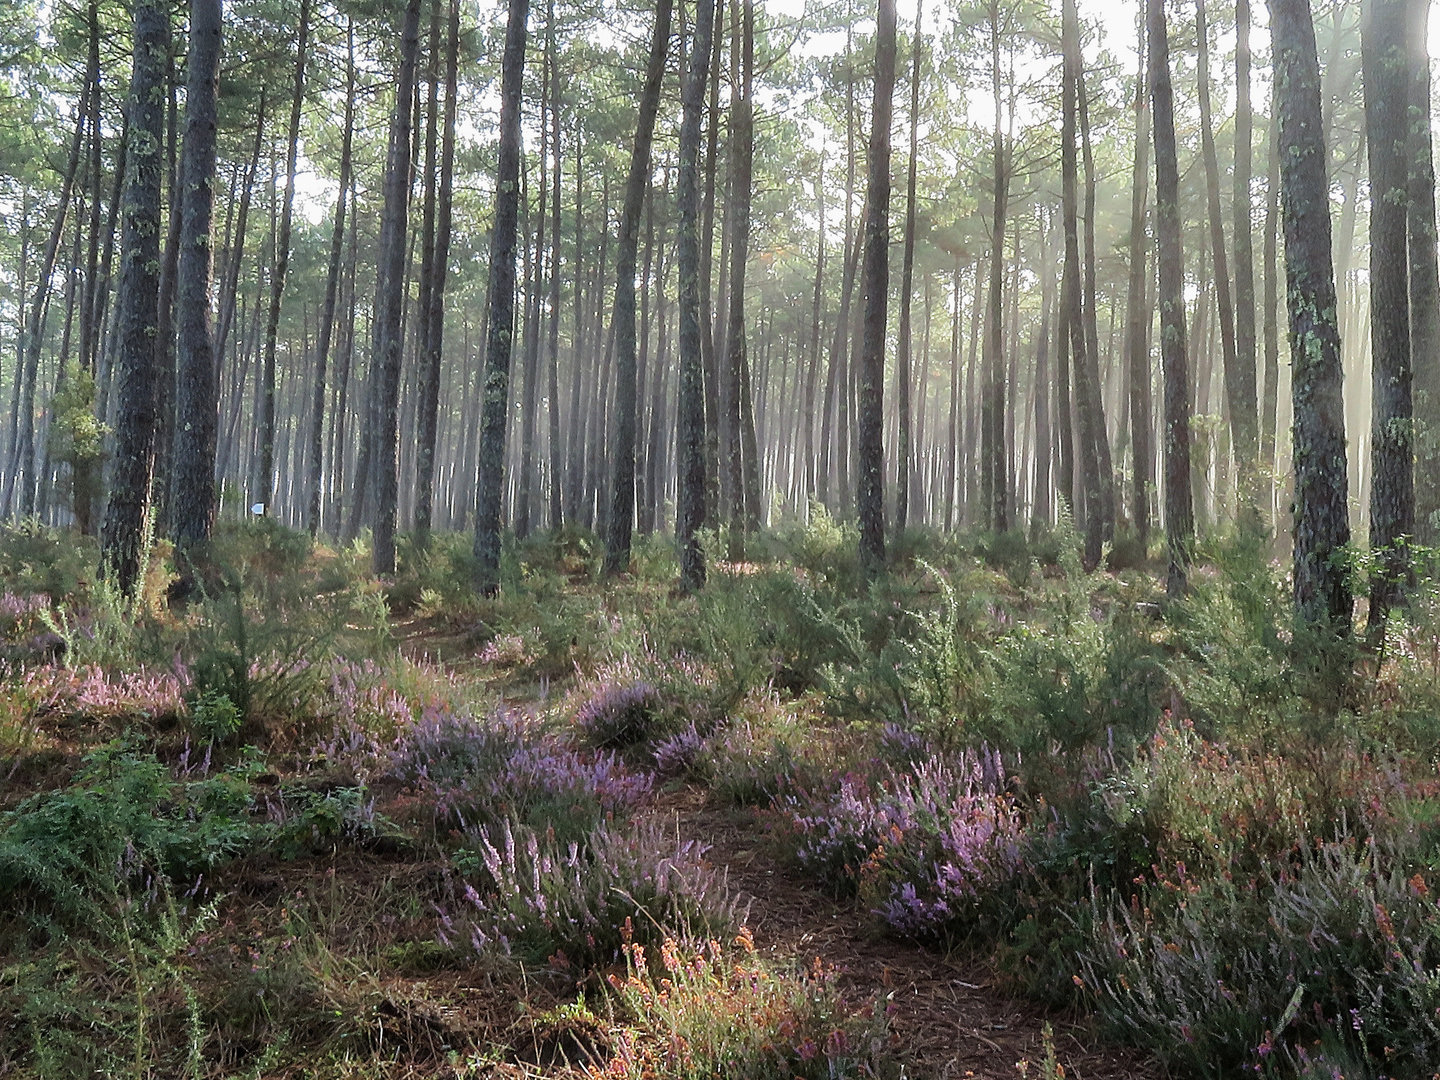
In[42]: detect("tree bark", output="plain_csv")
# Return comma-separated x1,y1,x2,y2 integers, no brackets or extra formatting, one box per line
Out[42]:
257,0,310,513
1063,0,1102,568
473,0,528,594
307,20,355,536
371,0,423,573
677,0,717,591
169,0,222,586
857,0,896,574
895,0,922,535
982,1,1008,533
546,0,563,530
1149,0,1194,597
1408,0,1440,543
1363,0,1414,638
1125,29,1153,547
1232,0,1261,516
1271,0,1351,631
416,0,460,539
101,0,166,594
604,0,674,574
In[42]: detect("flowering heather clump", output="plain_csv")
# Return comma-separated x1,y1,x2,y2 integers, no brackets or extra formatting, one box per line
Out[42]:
781,748,1024,938
0,592,50,643
439,817,739,971
478,631,539,669
33,663,189,723
652,722,706,776
574,678,663,750
1080,836,1440,1078
594,930,896,1080
318,704,652,834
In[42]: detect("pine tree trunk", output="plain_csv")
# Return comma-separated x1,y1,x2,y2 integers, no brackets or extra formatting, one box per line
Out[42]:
1196,0,1253,520
257,0,310,513
1063,0,1102,569
1261,109,1281,515
1149,0,1194,597
472,0,528,594
153,49,181,534
604,0,674,574
517,1,547,541
1408,0,1440,543
546,0,564,530
1077,67,1114,542
17,103,86,517
101,0,166,594
307,20,354,536
1232,0,1261,515
169,0,222,585
857,0,896,574
1272,0,1351,630
1125,31,1153,547
895,0,922,535
1363,0,1414,638
416,0,459,539
982,3,1008,534
700,0,724,528
677,0,717,591
370,0,423,574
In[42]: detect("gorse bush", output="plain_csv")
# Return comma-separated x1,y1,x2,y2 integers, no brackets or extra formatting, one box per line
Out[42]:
0,742,256,932
442,817,739,971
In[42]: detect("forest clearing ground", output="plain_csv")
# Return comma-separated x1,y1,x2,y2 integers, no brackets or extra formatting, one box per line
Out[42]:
641,786,1157,1080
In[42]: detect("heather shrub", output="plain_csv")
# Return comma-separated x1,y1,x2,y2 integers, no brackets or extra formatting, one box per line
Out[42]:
442,817,739,971
570,648,718,754
322,704,651,841
597,929,897,1080
1080,836,1440,1078
779,748,1026,939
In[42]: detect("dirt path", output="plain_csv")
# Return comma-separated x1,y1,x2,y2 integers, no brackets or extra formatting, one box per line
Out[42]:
646,788,1156,1080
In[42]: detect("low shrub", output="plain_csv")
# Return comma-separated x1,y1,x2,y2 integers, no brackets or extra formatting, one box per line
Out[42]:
596,929,897,1080
442,817,739,971
779,748,1026,940
1080,836,1440,1078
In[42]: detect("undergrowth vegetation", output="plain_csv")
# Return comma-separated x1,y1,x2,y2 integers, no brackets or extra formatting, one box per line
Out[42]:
0,515,1438,1077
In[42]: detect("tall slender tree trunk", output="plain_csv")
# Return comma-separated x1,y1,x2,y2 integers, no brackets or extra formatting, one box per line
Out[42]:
1363,0,1414,639
517,2,547,541
677,0,717,591
1064,0,1102,568
1232,0,1261,517
101,0,166,594
604,0,674,574
17,104,86,517
895,0,922,535
307,22,355,536
1262,107,1282,515
473,0,528,594
370,0,423,573
170,0,222,589
545,1,563,531
1078,70,1114,540
416,0,459,539
722,0,755,557
857,0,897,574
1126,28,1153,547
1149,0,1194,597
257,0,310,513
1408,0,1440,543
1272,0,1351,630
982,1,1008,533
1197,0,1252,521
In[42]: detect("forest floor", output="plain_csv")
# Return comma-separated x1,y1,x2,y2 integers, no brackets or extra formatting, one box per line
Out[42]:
645,789,1156,1080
